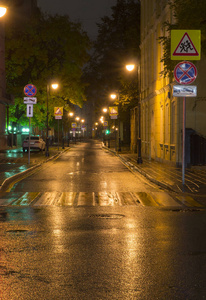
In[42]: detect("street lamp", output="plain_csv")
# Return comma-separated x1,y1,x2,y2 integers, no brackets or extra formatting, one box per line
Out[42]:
0,7,6,18
126,63,142,164
110,93,121,152
45,82,59,157
102,108,108,113
67,112,74,146
126,64,135,72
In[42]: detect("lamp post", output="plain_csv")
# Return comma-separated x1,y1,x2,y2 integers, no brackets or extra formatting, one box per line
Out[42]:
0,4,7,147
126,64,142,164
67,112,74,146
45,82,58,157
110,93,121,152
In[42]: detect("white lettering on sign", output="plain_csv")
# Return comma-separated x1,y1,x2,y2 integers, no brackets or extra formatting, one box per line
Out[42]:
173,85,197,97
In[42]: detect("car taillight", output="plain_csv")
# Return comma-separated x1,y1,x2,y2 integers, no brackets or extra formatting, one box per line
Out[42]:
35,141,40,143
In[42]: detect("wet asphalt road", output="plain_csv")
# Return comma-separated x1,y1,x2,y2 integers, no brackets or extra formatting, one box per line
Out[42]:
0,140,206,299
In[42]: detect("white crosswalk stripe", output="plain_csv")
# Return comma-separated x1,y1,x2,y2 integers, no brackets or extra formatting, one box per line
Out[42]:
0,191,204,208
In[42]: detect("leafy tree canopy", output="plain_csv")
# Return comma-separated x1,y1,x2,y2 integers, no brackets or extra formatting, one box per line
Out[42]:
6,10,91,129
85,0,140,117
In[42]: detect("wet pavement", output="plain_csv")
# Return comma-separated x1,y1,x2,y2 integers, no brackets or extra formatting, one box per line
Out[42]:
0,140,206,299
102,143,206,196
0,146,67,190
0,141,206,197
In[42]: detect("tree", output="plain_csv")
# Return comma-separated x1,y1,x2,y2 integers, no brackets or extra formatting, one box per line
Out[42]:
159,0,206,78
5,10,91,130
85,0,140,115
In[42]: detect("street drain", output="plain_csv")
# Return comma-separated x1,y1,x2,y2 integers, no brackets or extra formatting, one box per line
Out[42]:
89,214,125,219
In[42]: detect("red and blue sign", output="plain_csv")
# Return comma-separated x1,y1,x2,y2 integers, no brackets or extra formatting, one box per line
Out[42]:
24,84,37,96
174,61,197,85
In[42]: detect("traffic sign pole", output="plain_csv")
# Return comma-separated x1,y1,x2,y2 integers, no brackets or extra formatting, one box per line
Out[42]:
23,84,37,164
173,61,198,187
182,97,186,187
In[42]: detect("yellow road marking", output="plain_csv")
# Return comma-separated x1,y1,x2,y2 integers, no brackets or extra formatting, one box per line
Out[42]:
176,195,204,208
135,192,159,207
153,192,182,207
58,192,77,206
12,192,39,206
77,192,95,206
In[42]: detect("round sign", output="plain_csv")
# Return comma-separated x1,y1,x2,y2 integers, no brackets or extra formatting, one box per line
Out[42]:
24,84,37,96
174,61,197,85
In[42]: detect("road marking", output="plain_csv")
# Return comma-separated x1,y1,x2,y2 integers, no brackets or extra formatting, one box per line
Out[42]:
77,192,95,206
11,192,39,206
152,192,182,207
33,192,61,206
135,192,159,207
57,192,77,206
0,191,204,208
176,195,204,208
96,192,121,206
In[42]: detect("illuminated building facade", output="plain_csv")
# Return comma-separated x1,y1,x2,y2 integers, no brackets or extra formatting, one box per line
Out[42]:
140,0,206,166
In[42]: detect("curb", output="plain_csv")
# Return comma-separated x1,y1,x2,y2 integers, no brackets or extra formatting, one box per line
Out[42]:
0,149,68,192
102,144,175,192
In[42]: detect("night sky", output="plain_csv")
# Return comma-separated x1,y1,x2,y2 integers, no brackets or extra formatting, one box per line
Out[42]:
37,0,117,39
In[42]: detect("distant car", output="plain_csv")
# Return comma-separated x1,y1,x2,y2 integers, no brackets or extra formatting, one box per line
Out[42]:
22,136,46,152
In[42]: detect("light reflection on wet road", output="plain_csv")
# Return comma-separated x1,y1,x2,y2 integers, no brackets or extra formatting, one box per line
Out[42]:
0,141,205,299
10,141,158,193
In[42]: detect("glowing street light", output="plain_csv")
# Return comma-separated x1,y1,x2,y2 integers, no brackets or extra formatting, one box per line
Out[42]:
46,82,59,157
51,83,58,90
110,94,117,100
126,63,142,164
126,64,135,72
110,92,121,152
0,4,7,18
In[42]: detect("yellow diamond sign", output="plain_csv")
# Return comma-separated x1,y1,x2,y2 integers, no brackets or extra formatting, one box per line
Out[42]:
171,30,201,60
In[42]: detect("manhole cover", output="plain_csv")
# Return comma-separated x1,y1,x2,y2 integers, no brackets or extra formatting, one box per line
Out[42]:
171,208,203,212
89,214,125,219
6,229,30,235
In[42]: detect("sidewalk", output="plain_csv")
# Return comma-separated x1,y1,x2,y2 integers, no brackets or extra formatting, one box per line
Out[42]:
103,144,206,195
0,146,67,190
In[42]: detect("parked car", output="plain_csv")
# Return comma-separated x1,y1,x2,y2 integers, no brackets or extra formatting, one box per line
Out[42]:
22,136,46,152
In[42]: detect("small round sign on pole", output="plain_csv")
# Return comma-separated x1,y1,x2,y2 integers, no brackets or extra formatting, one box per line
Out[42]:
24,84,37,96
174,61,197,85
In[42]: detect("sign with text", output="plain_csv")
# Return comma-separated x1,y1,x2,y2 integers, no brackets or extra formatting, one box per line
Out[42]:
24,97,37,104
173,85,197,97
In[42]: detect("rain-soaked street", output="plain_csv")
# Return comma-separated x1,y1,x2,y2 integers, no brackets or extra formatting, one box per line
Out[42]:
0,140,206,299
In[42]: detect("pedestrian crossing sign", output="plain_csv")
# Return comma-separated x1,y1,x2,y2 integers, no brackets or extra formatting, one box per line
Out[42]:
109,106,118,119
54,107,63,116
171,30,201,60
